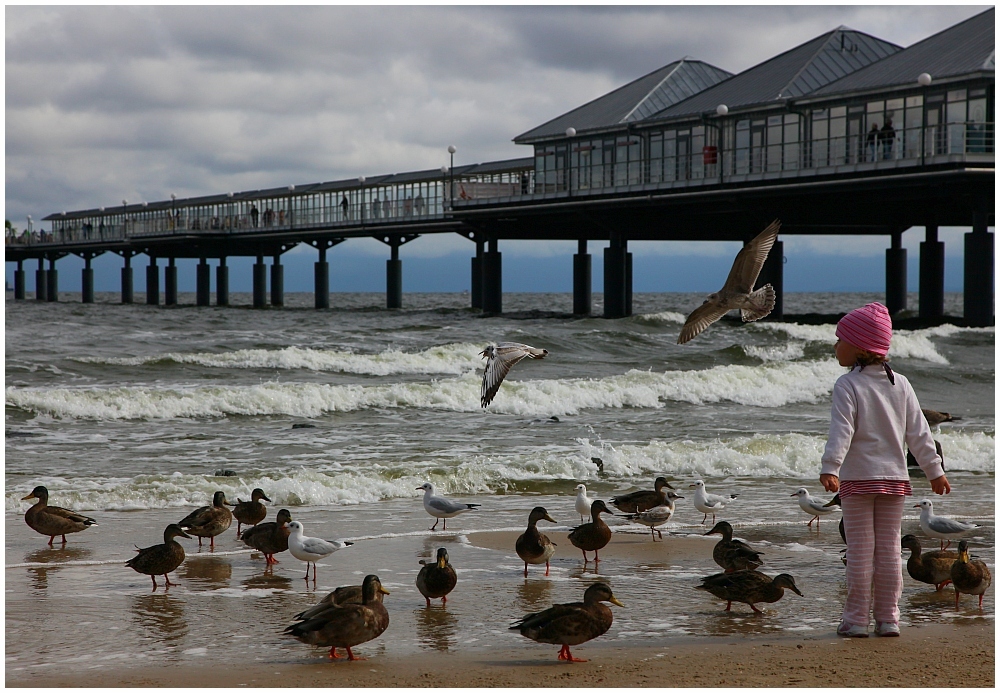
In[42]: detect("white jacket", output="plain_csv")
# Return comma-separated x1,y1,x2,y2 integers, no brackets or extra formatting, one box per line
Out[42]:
820,366,943,481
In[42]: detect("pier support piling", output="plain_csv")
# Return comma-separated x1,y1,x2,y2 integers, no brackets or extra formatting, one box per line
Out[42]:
165,258,177,305
82,257,94,304
387,243,402,309
315,247,329,309
757,239,784,320
121,256,133,304
270,255,284,307
573,239,592,316
471,238,484,309
216,258,229,306
604,235,631,318
35,259,48,301
885,232,907,315
919,225,944,318
253,256,267,308
146,258,159,305
964,208,994,326
482,238,502,314
14,260,25,300
196,258,211,306
46,257,58,302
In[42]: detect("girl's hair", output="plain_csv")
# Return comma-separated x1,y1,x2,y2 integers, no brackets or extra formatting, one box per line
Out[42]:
852,350,895,384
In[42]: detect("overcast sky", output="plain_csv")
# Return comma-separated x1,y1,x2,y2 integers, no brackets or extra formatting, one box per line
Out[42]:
5,5,989,261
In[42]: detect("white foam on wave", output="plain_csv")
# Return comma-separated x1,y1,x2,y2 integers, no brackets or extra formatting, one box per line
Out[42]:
71,343,485,376
633,311,687,325
743,343,806,362
5,359,846,420
8,430,989,514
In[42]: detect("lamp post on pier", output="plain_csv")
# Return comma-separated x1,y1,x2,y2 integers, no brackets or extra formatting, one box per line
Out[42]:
358,176,366,228
447,145,456,210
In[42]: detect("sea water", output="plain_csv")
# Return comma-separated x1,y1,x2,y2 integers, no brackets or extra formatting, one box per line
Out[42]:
5,291,994,671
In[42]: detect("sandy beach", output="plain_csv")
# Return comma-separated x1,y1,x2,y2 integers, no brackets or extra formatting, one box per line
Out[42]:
12,621,993,688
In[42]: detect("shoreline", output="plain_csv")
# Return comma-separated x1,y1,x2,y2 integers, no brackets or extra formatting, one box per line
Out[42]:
11,621,993,688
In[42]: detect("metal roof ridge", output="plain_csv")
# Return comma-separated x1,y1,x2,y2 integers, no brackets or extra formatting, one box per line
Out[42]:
619,59,686,123
775,28,842,99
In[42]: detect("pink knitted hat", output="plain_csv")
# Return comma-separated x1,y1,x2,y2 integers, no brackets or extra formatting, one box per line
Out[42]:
836,302,892,355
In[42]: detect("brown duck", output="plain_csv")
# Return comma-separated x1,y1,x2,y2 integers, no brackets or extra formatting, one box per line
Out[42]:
125,523,191,589
510,582,624,662
609,476,674,513
232,488,270,535
901,534,957,592
951,540,991,609
922,408,961,426
21,486,97,546
705,521,764,572
178,491,233,548
294,585,363,621
285,574,390,661
241,508,292,564
416,547,458,605
568,499,613,563
696,570,802,613
515,506,557,577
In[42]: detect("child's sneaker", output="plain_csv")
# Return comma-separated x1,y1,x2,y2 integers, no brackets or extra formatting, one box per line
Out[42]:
875,621,900,637
837,621,868,638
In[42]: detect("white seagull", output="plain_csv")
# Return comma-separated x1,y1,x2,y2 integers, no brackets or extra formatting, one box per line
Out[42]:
285,520,353,581
678,220,780,344
417,482,481,531
625,491,684,541
479,342,548,407
791,488,840,527
689,480,738,525
916,499,980,550
574,484,593,522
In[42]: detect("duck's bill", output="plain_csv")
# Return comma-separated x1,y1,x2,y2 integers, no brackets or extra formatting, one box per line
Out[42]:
791,586,804,596
609,596,625,607
20,492,36,500
379,586,391,595
437,557,447,568
178,529,193,538
262,495,272,503
543,513,557,523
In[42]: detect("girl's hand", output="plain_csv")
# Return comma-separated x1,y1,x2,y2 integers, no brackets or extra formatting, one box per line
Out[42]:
820,474,839,492
930,475,951,495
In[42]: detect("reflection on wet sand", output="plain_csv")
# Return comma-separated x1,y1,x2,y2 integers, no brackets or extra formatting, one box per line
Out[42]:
130,593,188,648
24,546,92,592
699,608,789,636
415,604,459,651
905,588,967,622
242,567,293,591
515,579,552,612
420,534,463,560
179,556,233,587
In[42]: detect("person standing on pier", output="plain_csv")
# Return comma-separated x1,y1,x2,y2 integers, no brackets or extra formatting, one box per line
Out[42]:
250,205,259,228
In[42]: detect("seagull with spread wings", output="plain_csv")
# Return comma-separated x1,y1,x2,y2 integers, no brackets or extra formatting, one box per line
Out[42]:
678,220,781,344
479,342,548,407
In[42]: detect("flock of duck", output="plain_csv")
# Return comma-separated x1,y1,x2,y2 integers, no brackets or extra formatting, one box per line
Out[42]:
19,459,990,662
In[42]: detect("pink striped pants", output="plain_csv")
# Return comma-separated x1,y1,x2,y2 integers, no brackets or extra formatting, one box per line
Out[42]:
841,493,905,626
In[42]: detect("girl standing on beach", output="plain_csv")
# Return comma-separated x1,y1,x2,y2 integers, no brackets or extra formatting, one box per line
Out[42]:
819,302,950,638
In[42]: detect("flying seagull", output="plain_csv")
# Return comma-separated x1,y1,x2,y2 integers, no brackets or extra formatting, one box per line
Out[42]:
479,342,548,407
678,220,781,344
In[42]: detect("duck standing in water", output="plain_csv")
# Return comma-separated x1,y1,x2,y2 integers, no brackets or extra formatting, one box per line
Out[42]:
241,508,292,564
515,507,557,576
285,574,390,661
705,521,764,572
178,491,233,548
416,547,458,605
901,534,957,592
232,488,270,536
511,582,624,663
610,477,674,513
625,491,683,542
568,500,613,563
696,570,802,613
125,524,191,589
951,540,991,609
21,486,97,546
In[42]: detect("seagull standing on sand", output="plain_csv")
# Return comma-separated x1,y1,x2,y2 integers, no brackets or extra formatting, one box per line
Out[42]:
689,480,737,525
678,220,780,344
479,342,548,407
574,484,593,523
286,520,354,581
792,488,839,527
417,482,481,531
916,499,980,550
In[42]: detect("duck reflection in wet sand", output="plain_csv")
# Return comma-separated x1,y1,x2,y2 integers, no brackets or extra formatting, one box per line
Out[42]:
130,593,188,645
178,556,233,586
415,603,459,652
242,567,293,591
516,578,553,611
25,545,92,592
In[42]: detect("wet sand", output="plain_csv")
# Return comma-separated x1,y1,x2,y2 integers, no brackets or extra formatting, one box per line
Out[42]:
13,621,994,687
